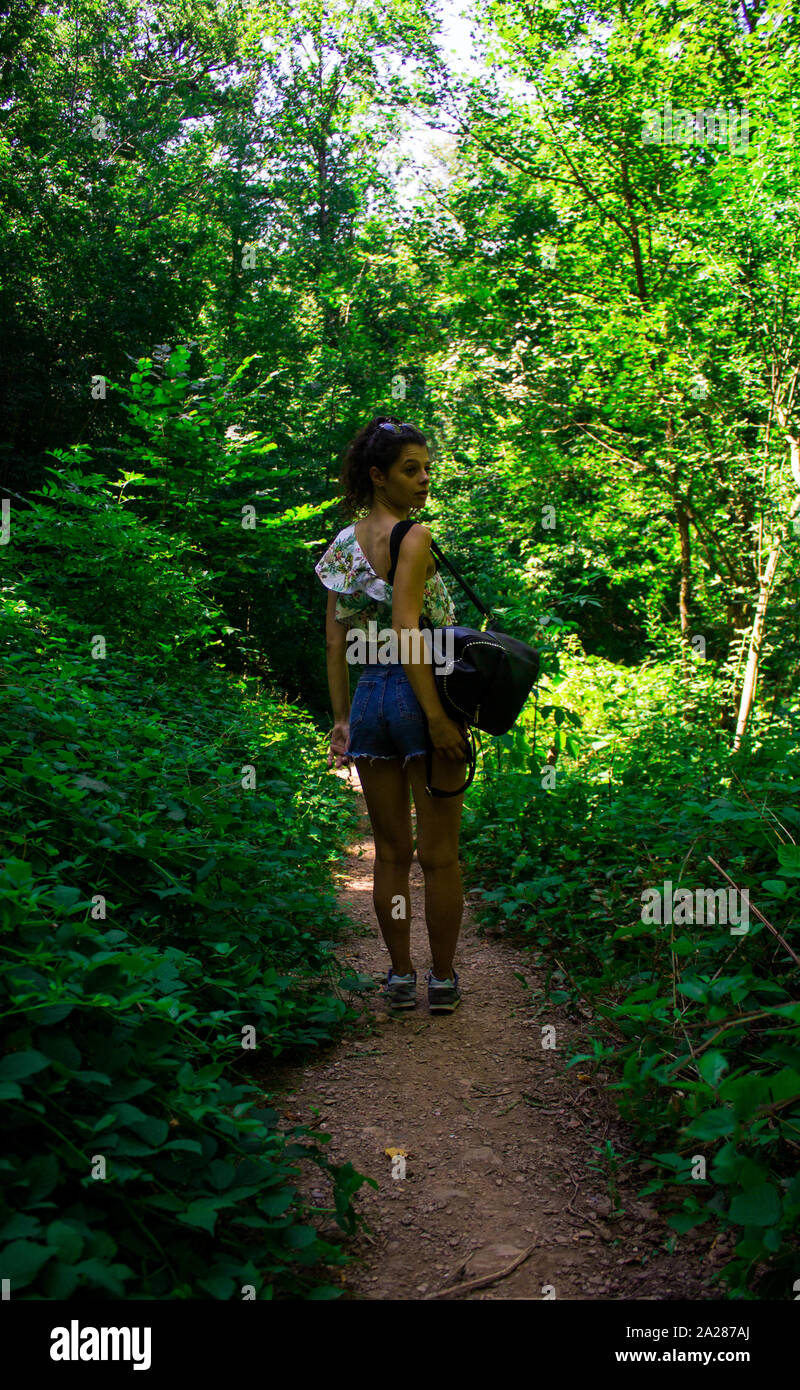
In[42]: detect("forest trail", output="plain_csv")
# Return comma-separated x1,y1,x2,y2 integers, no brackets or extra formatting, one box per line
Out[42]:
261,775,728,1301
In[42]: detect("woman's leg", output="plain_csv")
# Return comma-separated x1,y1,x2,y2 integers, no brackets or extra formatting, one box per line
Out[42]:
352,757,415,975
406,753,465,980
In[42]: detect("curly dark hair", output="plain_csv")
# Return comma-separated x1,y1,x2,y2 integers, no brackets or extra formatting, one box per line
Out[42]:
337,414,427,519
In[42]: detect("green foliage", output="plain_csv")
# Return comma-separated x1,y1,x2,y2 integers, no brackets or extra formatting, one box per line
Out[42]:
0,488,370,1298
464,651,800,1299
3,0,800,1306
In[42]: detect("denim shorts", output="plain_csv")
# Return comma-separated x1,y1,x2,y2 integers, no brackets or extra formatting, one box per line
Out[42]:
347,661,428,766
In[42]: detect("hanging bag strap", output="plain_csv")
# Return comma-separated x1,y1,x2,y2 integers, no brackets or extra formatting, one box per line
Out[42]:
428,538,495,626
388,522,480,796
424,722,478,798
388,522,541,796
389,521,494,625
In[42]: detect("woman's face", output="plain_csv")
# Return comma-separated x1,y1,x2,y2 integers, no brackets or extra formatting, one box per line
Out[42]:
373,443,430,511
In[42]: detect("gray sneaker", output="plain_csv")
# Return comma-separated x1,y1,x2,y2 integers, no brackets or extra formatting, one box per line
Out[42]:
427,970,461,1013
384,969,417,1009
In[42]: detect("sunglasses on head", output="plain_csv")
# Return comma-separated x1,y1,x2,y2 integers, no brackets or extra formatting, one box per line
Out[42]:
377,420,414,434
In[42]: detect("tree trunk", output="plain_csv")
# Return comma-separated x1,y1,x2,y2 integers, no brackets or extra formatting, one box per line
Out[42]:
732,435,800,751
676,500,692,641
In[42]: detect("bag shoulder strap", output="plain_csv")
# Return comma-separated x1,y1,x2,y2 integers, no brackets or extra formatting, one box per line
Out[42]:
429,538,493,622
389,522,494,623
387,520,417,584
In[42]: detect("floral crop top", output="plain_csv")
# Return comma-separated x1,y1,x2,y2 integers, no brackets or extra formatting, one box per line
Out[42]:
314,522,456,634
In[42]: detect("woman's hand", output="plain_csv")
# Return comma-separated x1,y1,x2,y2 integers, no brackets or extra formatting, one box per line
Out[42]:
427,711,468,762
328,720,352,769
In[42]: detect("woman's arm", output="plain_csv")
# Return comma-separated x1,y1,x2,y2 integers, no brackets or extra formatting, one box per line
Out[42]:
325,589,352,768
391,526,466,761
390,527,442,719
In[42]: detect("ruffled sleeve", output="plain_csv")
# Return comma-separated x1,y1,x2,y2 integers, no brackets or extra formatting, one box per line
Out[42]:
314,525,389,604
424,572,456,628
314,523,456,631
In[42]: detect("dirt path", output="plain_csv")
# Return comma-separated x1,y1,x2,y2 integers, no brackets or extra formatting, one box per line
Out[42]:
260,777,731,1301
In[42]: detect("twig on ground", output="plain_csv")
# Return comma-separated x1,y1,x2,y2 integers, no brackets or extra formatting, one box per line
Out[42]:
498,1098,521,1115
425,1242,539,1300
566,1179,582,1215
439,1248,478,1288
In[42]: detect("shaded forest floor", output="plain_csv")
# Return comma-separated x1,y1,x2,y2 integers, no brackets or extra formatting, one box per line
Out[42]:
257,773,736,1301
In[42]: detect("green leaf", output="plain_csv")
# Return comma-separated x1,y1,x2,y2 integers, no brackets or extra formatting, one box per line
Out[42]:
49,884,83,908
719,1074,771,1118
197,1272,236,1298
129,1116,169,1147
697,1050,729,1087
36,1002,76,1025
710,1142,745,1185
22,1155,59,1200
728,1184,782,1227
166,1138,204,1155
72,1258,131,1295
0,1050,51,1082
737,1159,771,1190
41,1262,79,1298
39,1036,82,1071
208,1161,237,1190
768,1068,800,1105
684,1107,737,1139
676,980,708,1002
761,879,788,896
91,1112,118,1134
776,844,800,876
667,1210,710,1233
260,1189,294,1218
283,1224,318,1249
1,1241,57,1287
110,1103,149,1127
0,1214,41,1241
178,1199,224,1234
46,1220,85,1264
651,1151,684,1172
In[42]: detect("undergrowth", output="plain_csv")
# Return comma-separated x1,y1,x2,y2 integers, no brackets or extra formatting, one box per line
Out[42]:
0,477,373,1299
463,648,800,1300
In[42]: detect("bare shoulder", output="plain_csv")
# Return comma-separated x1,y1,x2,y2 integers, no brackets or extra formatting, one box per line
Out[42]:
394,524,435,583
402,522,432,553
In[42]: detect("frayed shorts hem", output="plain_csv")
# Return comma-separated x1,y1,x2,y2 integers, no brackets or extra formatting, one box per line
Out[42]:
348,750,427,769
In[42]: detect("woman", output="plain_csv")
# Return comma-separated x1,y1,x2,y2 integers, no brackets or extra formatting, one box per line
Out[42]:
315,415,468,1014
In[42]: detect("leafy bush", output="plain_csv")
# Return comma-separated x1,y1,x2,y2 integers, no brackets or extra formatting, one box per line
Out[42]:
0,487,372,1299
463,650,800,1298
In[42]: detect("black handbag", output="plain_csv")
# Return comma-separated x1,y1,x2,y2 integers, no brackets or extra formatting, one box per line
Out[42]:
389,521,541,798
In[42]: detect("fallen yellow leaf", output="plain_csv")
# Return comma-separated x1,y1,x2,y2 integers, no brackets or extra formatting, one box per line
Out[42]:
384,1147,408,1159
